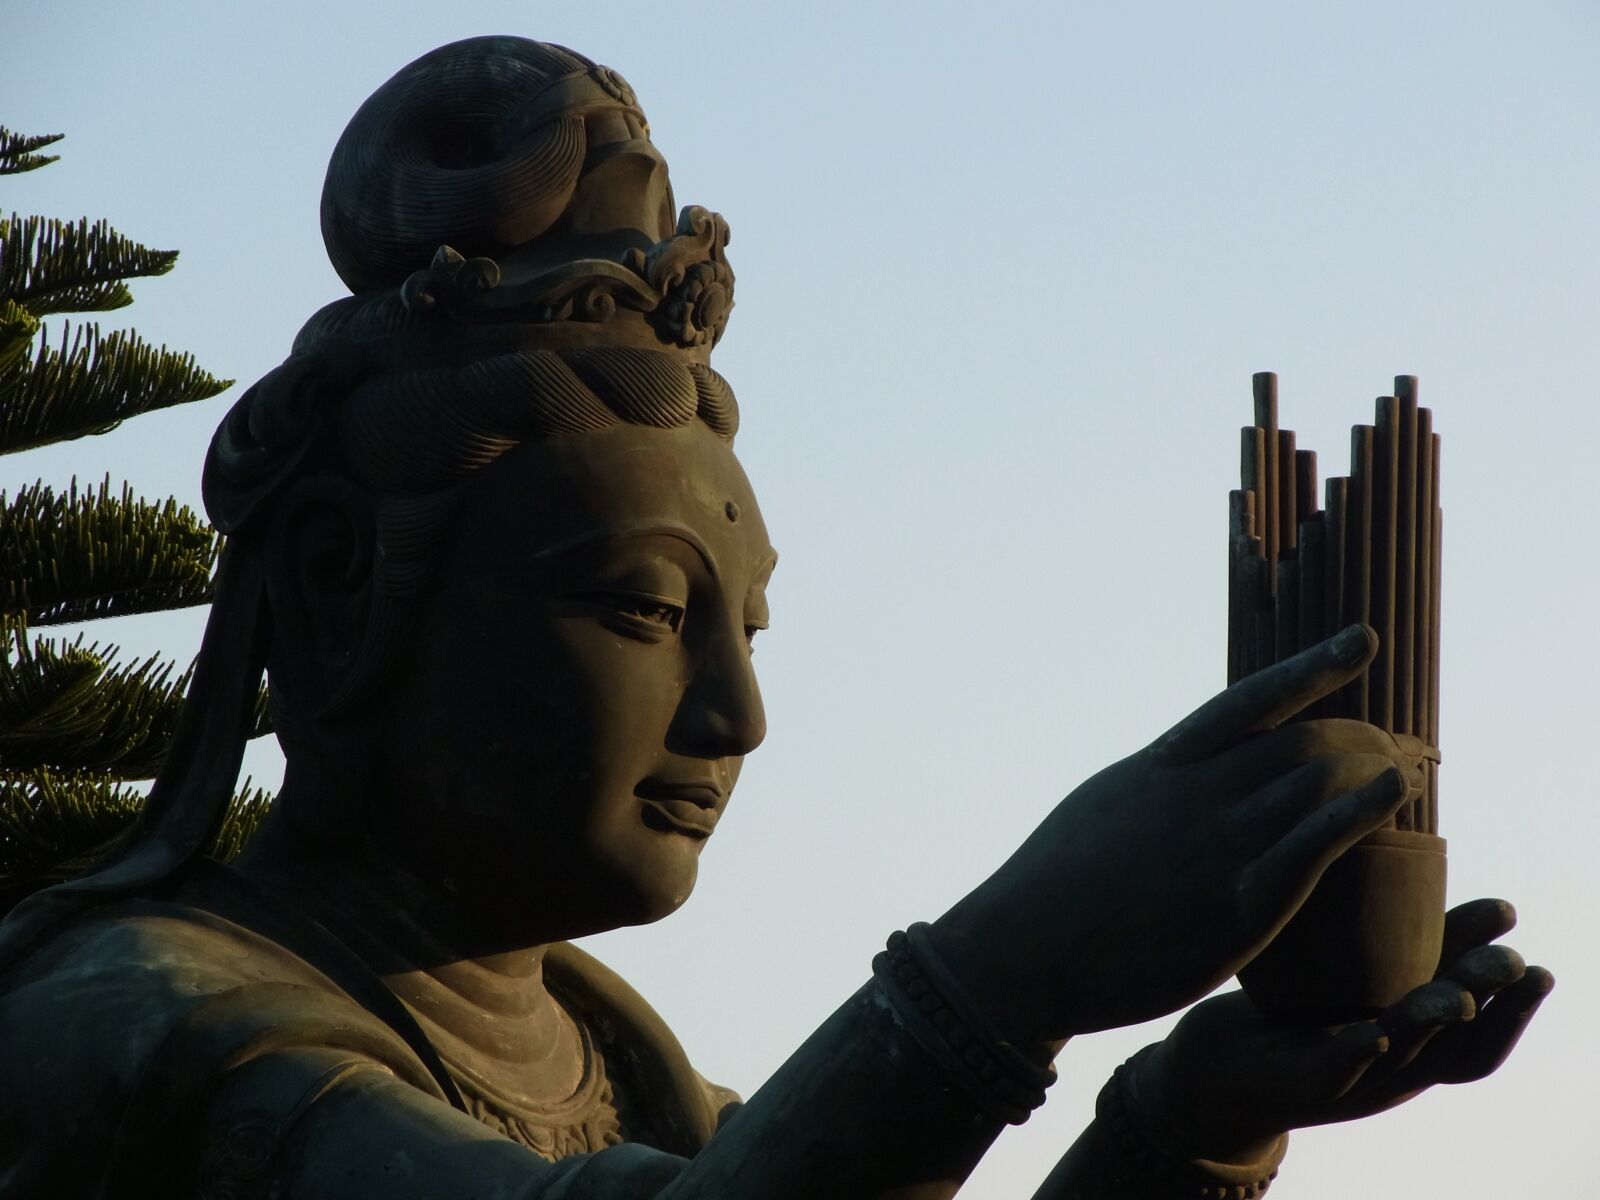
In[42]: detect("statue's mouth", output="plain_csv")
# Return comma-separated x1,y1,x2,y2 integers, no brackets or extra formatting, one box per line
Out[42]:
635,780,723,838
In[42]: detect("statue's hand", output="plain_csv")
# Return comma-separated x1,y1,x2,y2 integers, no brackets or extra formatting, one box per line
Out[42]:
1130,898,1554,1162
930,624,1421,1042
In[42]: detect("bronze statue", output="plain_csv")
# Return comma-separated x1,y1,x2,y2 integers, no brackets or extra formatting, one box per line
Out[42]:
0,36,1551,1199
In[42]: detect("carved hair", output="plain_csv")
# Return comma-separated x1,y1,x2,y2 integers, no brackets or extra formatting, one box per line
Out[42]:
319,36,674,293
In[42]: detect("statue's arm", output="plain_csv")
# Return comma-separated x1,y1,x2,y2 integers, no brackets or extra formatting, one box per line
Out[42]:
1027,1063,1288,1200
1033,1118,1285,1200
657,980,1011,1200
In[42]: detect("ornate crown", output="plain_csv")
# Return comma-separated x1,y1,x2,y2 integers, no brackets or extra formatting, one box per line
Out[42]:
316,36,734,359
398,205,733,356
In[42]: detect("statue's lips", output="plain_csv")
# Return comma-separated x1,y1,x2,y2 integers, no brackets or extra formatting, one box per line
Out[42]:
635,782,722,838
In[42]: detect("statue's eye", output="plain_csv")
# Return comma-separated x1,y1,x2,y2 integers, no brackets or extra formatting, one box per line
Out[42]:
619,597,684,632
597,592,685,637
558,591,685,639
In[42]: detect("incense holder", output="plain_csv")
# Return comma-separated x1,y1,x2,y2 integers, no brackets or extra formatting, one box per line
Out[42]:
1238,828,1446,1022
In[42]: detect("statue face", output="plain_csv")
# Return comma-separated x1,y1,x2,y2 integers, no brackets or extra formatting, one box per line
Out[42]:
370,420,774,945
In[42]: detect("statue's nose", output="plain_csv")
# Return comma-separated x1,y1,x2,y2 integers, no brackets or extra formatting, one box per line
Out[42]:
674,625,766,759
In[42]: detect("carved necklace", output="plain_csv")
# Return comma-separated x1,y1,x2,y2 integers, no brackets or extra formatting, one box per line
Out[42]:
387,955,624,1161
449,1017,623,1160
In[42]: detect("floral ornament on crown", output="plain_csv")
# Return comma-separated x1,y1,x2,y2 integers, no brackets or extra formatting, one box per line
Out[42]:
640,207,735,348
400,245,502,314
595,66,638,108
395,206,735,350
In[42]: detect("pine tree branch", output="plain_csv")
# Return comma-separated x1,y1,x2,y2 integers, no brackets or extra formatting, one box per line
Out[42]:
0,632,275,775
0,299,40,371
207,781,273,863
1,215,174,313
22,282,135,317
0,770,273,909
0,320,233,453
0,636,189,778
0,634,105,747
0,129,64,176
0,768,143,877
1,478,220,625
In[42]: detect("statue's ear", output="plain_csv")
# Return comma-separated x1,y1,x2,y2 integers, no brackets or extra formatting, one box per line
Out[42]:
262,475,375,711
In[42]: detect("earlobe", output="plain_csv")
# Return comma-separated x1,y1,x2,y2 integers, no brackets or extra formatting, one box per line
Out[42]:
264,476,375,703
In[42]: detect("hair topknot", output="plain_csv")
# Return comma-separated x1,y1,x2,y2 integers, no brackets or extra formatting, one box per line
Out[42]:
320,36,671,293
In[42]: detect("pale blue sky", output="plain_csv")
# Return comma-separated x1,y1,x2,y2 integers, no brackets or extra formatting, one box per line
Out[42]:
5,2,1598,1195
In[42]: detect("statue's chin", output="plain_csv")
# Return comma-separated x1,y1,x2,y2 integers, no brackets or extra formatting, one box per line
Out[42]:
581,837,703,935
449,843,702,949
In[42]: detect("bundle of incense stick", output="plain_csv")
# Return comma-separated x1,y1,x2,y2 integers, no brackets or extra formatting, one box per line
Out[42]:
1228,372,1441,833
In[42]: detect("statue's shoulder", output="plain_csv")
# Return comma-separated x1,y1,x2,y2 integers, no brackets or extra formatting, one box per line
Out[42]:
545,941,740,1157
0,873,437,1197
0,888,349,1076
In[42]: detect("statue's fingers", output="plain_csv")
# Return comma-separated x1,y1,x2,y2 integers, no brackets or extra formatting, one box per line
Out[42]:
1235,767,1405,934
1369,981,1476,1077
1438,944,1525,1003
1437,898,1518,972
1441,966,1554,1084
1200,718,1421,799
1152,625,1376,765
1233,753,1399,849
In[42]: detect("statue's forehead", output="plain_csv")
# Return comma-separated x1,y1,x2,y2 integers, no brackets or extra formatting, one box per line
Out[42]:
457,424,772,567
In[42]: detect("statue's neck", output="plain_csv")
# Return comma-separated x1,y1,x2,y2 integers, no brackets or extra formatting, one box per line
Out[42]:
232,810,579,1089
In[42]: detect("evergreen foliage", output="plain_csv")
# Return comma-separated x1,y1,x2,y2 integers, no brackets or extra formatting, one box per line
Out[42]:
0,300,39,369
0,770,269,909
1,215,178,314
2,635,193,777
1,130,270,907
0,129,63,176
2,479,218,625
1,319,232,452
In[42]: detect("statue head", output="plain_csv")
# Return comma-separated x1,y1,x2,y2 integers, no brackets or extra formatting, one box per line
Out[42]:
0,36,771,957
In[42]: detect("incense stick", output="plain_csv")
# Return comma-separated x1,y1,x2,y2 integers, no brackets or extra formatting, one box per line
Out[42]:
1322,477,1348,655
1370,396,1400,730
1394,379,1419,744
1227,375,1443,831
1228,488,1254,685
1344,424,1374,721
1254,373,1279,572
1279,429,1298,557
1296,450,1319,538
1314,476,1349,719
1428,444,1442,833
1276,558,1300,662
1413,407,1434,740
1240,538,1268,678
1297,515,1325,655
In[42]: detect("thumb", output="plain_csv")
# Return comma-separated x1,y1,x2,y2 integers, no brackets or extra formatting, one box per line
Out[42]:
1305,1023,1390,1101
1252,1023,1389,1111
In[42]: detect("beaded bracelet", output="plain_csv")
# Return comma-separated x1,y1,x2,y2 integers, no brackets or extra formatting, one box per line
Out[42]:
1097,1056,1283,1200
871,923,1056,1125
